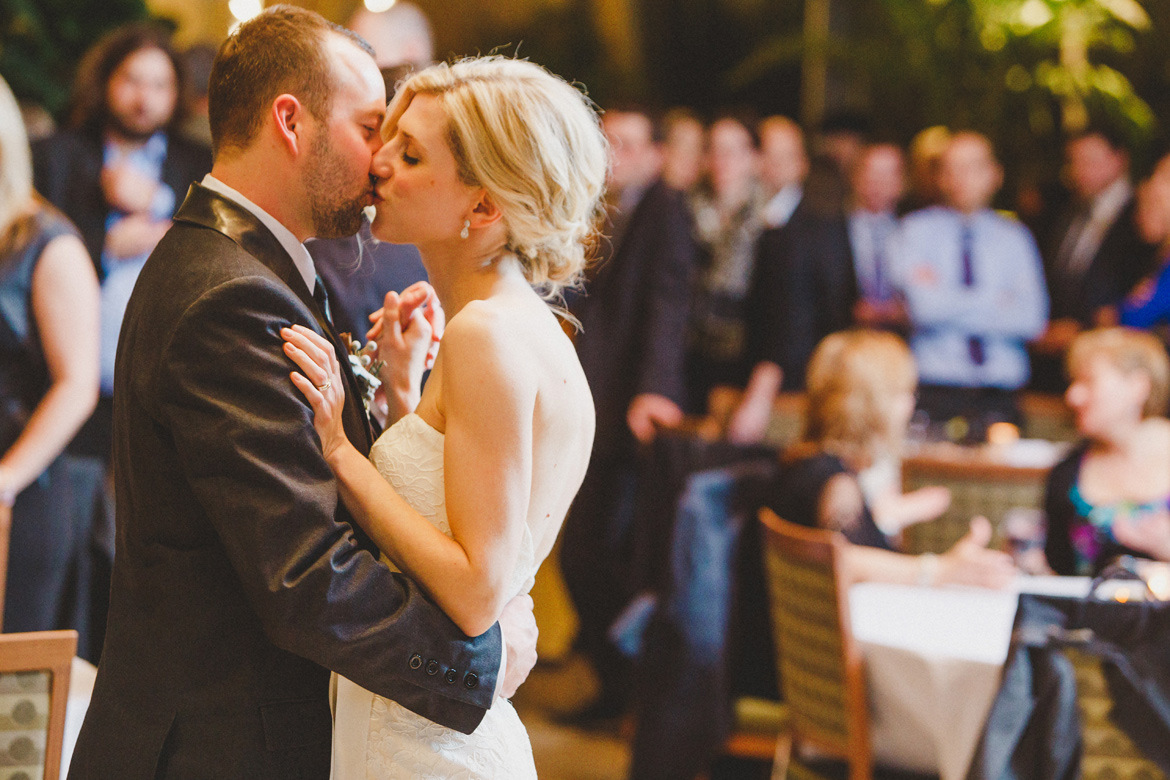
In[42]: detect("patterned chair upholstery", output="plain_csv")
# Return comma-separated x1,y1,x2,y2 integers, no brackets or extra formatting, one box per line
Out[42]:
901,458,1047,555
1066,647,1167,780
760,509,871,780
0,631,77,780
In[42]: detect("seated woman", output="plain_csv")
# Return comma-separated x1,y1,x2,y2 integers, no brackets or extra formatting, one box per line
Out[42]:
1044,327,1170,575
765,329,1016,587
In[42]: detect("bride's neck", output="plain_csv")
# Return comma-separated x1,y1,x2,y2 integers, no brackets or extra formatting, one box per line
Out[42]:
422,245,527,320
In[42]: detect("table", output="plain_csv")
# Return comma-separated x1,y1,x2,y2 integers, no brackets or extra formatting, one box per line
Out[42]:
850,576,1091,780
61,656,96,780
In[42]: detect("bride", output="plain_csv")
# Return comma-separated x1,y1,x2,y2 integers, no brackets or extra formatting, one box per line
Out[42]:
280,56,607,778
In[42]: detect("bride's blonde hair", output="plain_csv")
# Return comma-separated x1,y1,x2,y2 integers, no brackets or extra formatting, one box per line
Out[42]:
383,56,608,300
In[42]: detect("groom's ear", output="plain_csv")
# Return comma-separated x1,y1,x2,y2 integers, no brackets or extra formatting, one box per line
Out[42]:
271,94,308,156
469,190,503,229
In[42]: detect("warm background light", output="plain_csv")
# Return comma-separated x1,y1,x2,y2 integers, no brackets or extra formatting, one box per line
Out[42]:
365,0,398,13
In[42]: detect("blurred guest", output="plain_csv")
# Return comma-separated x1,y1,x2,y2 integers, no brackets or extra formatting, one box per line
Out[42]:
178,43,216,147
660,108,705,193
727,116,855,443
1034,129,1154,360
684,115,764,412
1045,328,1170,575
895,132,1048,438
804,111,871,216
563,107,698,723
1119,153,1170,336
307,1,431,339
0,76,101,632
32,23,210,455
848,142,909,331
903,125,950,213
766,330,1016,586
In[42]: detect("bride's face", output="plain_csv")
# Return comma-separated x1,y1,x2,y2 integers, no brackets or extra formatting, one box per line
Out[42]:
370,94,480,247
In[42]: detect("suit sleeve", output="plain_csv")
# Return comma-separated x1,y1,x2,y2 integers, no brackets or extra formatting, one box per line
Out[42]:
636,190,698,402
157,275,500,734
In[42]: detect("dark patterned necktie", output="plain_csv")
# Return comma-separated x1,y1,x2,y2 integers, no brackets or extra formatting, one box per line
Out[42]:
960,224,985,365
313,273,333,328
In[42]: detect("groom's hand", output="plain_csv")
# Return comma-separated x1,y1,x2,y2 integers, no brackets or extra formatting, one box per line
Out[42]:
498,593,538,699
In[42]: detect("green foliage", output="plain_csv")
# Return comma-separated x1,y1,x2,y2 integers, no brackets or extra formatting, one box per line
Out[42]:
0,0,149,115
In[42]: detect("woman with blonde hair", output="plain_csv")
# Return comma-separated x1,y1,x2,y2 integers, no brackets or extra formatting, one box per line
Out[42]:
281,56,606,779
764,329,1016,586
1044,327,1170,575
0,76,100,631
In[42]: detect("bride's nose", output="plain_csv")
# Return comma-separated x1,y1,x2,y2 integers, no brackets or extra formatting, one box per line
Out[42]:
371,143,394,180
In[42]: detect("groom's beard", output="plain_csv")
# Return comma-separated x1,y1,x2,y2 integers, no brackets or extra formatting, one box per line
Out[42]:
304,135,368,239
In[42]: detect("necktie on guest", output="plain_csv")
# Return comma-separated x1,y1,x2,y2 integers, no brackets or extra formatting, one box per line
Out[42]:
960,223,985,366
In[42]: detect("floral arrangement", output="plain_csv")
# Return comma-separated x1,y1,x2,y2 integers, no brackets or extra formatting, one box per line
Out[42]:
340,333,385,411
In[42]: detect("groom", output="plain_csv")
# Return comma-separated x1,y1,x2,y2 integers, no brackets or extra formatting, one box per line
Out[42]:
68,7,535,779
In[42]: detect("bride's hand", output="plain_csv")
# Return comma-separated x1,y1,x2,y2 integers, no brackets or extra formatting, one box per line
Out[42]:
282,325,349,461
366,283,444,403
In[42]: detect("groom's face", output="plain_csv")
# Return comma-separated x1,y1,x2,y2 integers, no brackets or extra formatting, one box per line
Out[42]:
303,34,387,239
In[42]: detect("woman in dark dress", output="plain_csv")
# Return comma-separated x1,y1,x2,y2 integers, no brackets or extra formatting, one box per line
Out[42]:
766,329,1016,586
0,76,100,631
1044,327,1170,575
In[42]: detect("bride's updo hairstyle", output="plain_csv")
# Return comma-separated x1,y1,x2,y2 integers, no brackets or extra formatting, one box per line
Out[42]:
385,56,608,299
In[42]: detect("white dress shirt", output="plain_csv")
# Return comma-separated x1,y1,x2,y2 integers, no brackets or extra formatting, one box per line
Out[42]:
201,174,319,294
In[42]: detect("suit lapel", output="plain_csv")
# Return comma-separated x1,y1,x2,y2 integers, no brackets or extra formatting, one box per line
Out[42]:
173,184,374,454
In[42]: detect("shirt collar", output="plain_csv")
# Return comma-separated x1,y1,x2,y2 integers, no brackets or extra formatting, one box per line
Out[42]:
762,184,803,229
201,174,318,293
1089,176,1132,224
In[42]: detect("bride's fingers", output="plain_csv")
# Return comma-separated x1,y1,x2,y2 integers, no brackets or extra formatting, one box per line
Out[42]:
284,326,340,376
289,371,324,408
289,324,338,359
282,342,332,388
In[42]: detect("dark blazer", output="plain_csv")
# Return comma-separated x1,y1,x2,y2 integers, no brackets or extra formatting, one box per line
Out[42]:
573,180,697,456
746,198,857,390
68,185,500,780
308,216,429,340
1044,197,1156,325
31,129,212,279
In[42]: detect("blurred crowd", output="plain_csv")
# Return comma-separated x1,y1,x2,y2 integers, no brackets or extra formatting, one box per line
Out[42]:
6,5,1170,780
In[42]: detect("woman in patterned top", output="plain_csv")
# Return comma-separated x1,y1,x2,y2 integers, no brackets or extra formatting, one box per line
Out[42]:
1044,327,1170,575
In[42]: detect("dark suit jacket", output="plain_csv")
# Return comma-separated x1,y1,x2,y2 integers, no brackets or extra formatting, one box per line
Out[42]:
68,185,500,780
31,129,212,279
1044,197,1156,325
573,180,697,457
746,198,857,390
308,216,429,340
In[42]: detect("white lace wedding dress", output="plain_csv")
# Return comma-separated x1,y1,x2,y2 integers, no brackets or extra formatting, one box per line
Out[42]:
331,413,541,780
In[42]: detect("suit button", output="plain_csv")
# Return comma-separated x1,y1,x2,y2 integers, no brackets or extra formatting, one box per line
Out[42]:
425,659,440,676
408,654,423,670
463,672,479,689
445,669,458,684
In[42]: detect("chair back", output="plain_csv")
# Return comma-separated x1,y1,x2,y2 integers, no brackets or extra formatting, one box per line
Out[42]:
1066,646,1167,780
0,630,77,780
759,508,871,780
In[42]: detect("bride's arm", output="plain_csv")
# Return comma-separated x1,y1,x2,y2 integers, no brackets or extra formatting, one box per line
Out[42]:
282,308,532,637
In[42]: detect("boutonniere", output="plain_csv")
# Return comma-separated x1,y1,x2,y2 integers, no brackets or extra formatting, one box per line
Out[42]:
340,333,385,413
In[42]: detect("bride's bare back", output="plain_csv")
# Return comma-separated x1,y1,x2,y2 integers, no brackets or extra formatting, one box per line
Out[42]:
415,285,595,568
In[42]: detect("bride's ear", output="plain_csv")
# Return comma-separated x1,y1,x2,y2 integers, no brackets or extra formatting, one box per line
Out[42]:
468,190,503,230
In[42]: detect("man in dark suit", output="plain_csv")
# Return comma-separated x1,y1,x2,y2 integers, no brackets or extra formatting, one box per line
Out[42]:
68,8,534,778
563,107,697,722
728,116,856,443
1032,128,1156,390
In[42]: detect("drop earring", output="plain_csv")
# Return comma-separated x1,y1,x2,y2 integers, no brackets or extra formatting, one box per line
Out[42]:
460,219,470,239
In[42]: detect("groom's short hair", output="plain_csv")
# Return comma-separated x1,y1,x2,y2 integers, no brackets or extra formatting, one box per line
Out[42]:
208,4,374,157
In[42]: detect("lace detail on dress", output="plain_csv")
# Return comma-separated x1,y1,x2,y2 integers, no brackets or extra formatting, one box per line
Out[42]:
344,413,538,780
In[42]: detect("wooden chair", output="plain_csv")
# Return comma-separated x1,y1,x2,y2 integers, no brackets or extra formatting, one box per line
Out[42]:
759,508,871,780
0,630,78,780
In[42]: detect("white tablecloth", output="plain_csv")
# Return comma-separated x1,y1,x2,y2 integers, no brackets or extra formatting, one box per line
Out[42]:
850,576,1091,780
61,656,97,780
